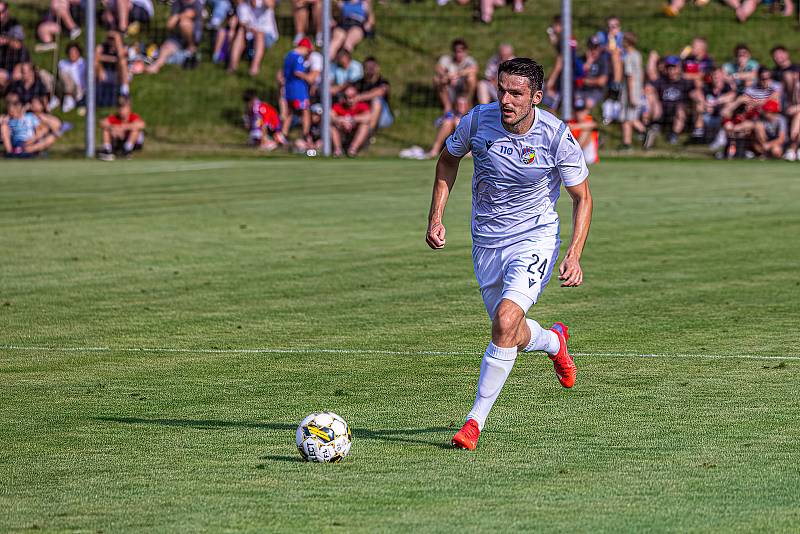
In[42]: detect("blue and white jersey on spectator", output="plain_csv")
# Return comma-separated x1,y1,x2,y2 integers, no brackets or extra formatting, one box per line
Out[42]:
446,102,588,248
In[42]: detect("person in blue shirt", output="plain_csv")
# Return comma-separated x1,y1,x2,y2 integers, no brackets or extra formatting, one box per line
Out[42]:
1,93,57,157
329,0,373,59
280,38,314,142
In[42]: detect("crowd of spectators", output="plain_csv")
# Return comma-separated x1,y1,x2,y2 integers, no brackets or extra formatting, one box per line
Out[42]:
664,0,793,22
541,15,800,160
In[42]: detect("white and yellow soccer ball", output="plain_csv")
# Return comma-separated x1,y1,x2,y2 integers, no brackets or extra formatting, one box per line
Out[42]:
296,411,352,463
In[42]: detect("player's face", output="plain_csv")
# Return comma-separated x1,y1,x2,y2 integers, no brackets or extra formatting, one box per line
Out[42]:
497,73,543,128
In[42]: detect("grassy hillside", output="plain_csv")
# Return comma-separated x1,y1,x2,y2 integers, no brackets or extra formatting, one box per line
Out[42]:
7,0,800,157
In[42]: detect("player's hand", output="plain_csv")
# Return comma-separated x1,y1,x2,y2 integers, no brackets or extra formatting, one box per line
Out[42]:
559,255,583,287
426,221,446,250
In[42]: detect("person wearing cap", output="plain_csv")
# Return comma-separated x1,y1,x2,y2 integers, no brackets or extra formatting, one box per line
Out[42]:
644,54,693,148
280,38,315,143
578,35,610,110
227,0,279,77
753,99,787,159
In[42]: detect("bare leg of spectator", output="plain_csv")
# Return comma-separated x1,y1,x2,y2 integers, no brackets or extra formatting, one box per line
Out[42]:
342,27,364,54
179,15,197,54
227,27,246,73
368,99,382,131
348,122,370,156
331,125,343,156
293,0,309,41
311,0,322,41
664,0,685,16
437,81,453,114
480,0,495,23
0,120,12,152
788,111,800,153
301,108,311,141
329,28,346,60
52,0,79,32
249,34,265,76
611,49,623,87
464,73,478,106
673,105,687,136
117,0,130,32
477,80,492,105
37,21,61,44
427,118,455,158
146,41,179,74
0,70,9,93
735,0,758,21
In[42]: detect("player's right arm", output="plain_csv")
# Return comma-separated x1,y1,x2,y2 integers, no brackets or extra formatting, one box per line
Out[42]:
426,150,461,249
426,107,473,250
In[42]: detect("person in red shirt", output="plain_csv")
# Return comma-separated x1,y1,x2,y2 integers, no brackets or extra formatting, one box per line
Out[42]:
98,95,146,160
331,84,370,156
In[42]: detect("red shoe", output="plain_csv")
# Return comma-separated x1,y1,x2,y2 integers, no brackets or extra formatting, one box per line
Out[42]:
549,322,577,388
451,419,480,450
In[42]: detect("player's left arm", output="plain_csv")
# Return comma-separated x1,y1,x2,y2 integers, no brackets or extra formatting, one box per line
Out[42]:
559,180,593,287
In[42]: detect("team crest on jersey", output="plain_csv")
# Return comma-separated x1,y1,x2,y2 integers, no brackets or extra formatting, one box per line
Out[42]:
520,145,536,165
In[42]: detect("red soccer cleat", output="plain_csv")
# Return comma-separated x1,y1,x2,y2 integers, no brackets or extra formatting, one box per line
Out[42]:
549,322,577,388
451,419,480,450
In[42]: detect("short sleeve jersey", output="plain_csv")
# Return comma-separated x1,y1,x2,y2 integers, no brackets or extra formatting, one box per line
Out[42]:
445,103,588,248
8,112,40,148
623,49,643,102
284,50,309,101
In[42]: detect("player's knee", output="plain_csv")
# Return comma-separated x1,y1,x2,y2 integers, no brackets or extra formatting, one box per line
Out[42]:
492,308,522,341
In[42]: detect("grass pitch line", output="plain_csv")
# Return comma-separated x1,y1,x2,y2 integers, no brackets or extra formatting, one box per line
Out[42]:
0,345,798,361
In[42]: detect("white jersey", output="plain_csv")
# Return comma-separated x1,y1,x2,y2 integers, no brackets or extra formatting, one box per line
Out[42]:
446,103,588,248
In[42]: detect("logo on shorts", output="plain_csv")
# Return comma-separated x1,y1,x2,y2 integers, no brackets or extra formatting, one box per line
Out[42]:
520,145,536,165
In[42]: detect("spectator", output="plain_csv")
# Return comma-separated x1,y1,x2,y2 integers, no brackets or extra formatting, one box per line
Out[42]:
293,0,322,46
8,63,50,106
619,32,644,151
29,94,69,138
723,43,759,93
681,37,714,85
227,0,278,76
644,55,693,147
58,43,86,114
209,0,234,31
434,39,478,113
477,43,515,105
306,45,324,97
98,95,146,160
478,0,524,24
578,36,610,110
242,88,285,150
568,99,599,164
752,99,786,158
95,32,129,103
594,15,623,98
544,35,582,110
354,56,392,131
331,84,370,156
701,67,737,151
35,0,83,53
211,2,238,65
771,46,800,161
1,93,57,158
145,0,202,73
280,38,314,142
295,102,323,154
0,23,30,94
332,49,363,95
329,0,373,60
427,95,470,159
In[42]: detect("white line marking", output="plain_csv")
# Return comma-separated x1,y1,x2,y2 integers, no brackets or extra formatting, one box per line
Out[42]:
0,345,798,361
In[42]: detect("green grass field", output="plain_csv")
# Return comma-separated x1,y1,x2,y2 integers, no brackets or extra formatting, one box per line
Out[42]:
1,159,799,532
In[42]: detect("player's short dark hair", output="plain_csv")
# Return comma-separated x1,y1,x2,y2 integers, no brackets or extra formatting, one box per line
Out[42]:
497,58,545,93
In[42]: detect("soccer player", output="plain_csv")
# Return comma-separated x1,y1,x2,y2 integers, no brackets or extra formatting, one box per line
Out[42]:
425,58,593,450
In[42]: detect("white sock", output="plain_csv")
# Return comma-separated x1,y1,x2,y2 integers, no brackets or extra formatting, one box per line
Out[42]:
123,141,135,152
466,342,517,431
524,318,560,355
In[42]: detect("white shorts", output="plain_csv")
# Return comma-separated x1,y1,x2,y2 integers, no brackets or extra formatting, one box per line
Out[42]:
473,236,560,319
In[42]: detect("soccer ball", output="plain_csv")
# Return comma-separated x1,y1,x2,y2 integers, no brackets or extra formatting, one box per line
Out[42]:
296,411,352,463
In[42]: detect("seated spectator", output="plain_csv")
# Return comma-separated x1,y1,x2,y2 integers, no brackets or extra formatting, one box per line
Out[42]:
425,95,470,159
0,22,30,94
306,46,324,97
1,94,57,158
723,43,759,93
644,55,693,148
478,43,514,105
354,56,392,131
331,84,370,157
280,38,314,142
35,0,83,53
771,46,800,160
679,37,715,139
8,63,50,107
145,0,202,73
578,36,610,110
101,0,153,35
568,99,599,164
98,95,145,160
29,95,70,138
95,32,129,104
479,0,525,24
594,15,623,96
701,67,737,151
544,37,582,111
227,0,278,77
57,43,86,114
329,0,373,60
242,88,285,150
434,39,478,113
293,0,322,46
295,102,323,155
211,2,238,65
752,99,786,158
332,49,363,95
619,32,645,150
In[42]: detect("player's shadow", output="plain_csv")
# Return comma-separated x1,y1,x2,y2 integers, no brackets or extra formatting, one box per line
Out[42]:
94,417,455,450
